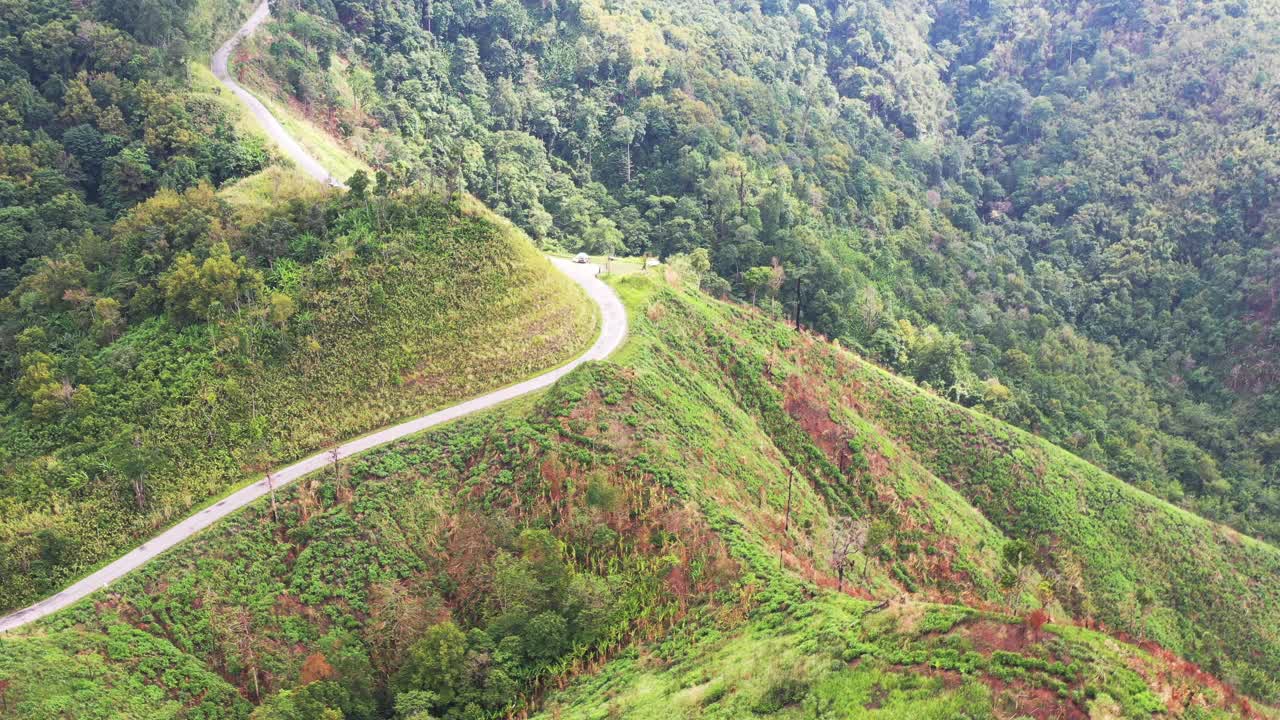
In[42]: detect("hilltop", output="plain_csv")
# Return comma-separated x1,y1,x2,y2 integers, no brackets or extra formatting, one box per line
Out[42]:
0,188,596,612
2,0,1279,716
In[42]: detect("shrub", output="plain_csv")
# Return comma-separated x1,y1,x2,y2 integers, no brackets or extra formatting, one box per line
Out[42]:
752,673,809,714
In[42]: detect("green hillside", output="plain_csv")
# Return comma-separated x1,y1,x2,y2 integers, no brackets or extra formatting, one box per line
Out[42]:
3,0,1280,715
2,262,1273,718
0,189,596,612
232,0,1280,547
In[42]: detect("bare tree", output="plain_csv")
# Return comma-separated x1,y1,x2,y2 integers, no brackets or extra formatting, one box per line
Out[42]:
831,516,870,592
238,608,261,700
783,469,795,532
211,602,261,700
129,433,148,511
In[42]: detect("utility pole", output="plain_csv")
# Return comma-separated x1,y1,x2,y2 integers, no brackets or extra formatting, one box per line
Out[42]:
780,470,795,572
266,471,278,522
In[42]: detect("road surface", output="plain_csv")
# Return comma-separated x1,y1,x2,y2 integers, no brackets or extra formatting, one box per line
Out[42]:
211,0,345,187
0,1,629,635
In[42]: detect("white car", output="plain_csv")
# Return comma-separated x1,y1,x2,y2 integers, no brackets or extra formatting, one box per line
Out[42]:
574,252,590,264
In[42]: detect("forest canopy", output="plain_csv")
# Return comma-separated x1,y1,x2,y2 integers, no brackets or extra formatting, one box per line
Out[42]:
231,0,1280,542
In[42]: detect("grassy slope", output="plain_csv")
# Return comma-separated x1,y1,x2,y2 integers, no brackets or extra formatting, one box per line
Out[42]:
537,596,1242,719
616,270,1280,700
0,197,596,612
222,26,372,183
2,268,1275,718
777,325,1280,696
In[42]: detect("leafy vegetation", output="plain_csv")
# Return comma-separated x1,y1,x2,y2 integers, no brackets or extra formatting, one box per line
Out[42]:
0,189,595,612
3,0,1280,716
236,0,1280,546
1,264,1273,718
0,0,272,296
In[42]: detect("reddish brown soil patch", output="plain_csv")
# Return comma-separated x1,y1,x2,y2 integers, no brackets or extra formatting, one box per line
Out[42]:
908,665,1087,720
985,675,1089,720
782,374,852,465
960,619,1067,661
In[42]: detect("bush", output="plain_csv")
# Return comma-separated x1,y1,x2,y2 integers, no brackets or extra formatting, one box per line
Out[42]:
752,673,809,714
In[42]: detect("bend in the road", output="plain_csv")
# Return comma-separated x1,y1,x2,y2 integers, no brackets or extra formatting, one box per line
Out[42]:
0,259,625,634
212,0,345,188
0,0,626,635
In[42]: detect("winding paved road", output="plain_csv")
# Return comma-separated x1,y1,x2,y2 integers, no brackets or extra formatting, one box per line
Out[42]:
0,5,628,635
211,0,344,187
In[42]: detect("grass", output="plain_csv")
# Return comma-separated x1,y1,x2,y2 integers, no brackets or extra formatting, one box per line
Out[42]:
214,165,335,224
187,61,270,148
186,0,257,53
237,84,370,181
549,252,654,277
535,593,1191,719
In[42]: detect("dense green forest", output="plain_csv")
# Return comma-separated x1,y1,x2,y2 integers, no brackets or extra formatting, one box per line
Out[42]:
237,0,1280,543
0,0,271,295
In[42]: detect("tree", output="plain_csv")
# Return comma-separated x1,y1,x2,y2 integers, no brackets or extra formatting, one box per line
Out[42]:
394,691,441,720
17,351,95,422
366,581,438,676
743,266,774,305
856,285,884,337
347,171,369,199
328,447,343,490
265,472,279,522
23,21,75,76
1001,539,1036,609
268,293,296,327
1025,608,1050,639
97,0,197,45
830,516,870,592
101,145,155,212
523,611,569,664
107,428,161,511
688,248,711,274
611,114,646,184
583,217,624,256
393,622,467,707
60,76,98,126
91,297,124,342
250,682,349,720
862,520,891,579
160,243,263,325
